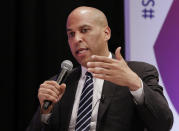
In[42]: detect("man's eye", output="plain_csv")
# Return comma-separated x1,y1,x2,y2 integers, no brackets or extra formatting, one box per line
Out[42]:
81,29,88,33
68,32,75,37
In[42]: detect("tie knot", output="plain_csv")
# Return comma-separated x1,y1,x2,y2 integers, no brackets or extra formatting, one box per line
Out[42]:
85,72,93,78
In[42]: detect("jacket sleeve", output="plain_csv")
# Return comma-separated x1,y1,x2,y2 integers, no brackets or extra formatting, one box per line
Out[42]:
132,62,173,131
26,107,48,131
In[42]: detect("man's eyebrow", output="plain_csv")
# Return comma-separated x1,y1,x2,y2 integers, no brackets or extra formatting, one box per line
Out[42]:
66,25,91,32
79,25,91,28
66,28,72,32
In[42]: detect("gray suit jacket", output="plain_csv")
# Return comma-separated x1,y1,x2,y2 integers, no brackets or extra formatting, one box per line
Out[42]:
26,61,173,131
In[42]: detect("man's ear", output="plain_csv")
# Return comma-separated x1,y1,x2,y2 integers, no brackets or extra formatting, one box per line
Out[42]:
104,26,111,41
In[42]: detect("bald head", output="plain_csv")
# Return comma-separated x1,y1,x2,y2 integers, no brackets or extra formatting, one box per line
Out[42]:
67,6,108,28
66,6,111,67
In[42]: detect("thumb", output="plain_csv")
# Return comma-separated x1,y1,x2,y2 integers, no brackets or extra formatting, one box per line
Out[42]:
60,83,66,93
57,83,66,101
115,47,123,60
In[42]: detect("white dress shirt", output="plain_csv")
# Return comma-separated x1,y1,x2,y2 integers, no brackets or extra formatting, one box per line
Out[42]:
41,53,144,130
68,65,104,131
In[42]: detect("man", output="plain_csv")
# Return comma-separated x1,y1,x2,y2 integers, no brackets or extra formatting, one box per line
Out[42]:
26,6,173,131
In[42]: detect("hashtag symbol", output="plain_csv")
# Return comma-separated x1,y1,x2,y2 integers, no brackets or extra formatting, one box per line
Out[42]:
142,8,154,19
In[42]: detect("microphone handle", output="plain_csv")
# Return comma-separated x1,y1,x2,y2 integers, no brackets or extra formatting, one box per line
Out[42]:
56,68,67,84
43,100,52,110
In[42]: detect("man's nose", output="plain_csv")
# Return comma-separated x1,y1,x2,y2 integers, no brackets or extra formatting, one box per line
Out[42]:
74,32,82,43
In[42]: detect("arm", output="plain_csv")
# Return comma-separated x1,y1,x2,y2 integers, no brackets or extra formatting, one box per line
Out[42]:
26,107,44,131
87,47,173,131
26,81,66,131
135,63,173,131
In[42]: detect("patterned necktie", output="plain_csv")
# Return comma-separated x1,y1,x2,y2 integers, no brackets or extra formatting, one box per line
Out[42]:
75,72,94,131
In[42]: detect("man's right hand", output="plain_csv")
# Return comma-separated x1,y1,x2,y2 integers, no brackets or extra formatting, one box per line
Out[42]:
38,80,66,114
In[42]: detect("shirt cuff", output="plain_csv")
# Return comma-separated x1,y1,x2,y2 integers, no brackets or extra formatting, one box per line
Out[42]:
41,113,51,124
130,79,144,104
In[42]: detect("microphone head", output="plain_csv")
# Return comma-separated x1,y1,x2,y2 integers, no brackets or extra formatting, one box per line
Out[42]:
61,60,73,71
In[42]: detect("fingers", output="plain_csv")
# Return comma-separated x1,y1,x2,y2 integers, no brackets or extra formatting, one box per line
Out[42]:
38,91,58,104
115,47,123,60
38,80,66,106
92,73,110,81
87,55,117,69
87,55,119,75
40,82,60,96
90,55,113,63
60,83,66,93
88,66,111,76
87,61,111,69
57,83,66,100
87,54,113,77
89,47,123,63
44,81,61,93
86,47,125,81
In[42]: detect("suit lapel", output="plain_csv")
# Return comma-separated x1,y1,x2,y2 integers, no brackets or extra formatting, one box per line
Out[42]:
96,80,117,130
96,53,118,130
60,67,81,130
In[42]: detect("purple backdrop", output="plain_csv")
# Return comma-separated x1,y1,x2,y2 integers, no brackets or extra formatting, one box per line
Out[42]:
154,0,179,114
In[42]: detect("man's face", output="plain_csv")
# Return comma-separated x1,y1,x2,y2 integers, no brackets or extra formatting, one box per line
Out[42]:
66,10,109,67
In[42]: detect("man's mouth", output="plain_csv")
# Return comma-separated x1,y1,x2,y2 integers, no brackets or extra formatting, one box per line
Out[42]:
76,48,89,55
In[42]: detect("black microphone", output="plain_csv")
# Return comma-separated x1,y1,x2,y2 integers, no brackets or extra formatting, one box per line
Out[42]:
100,95,105,103
43,60,73,110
